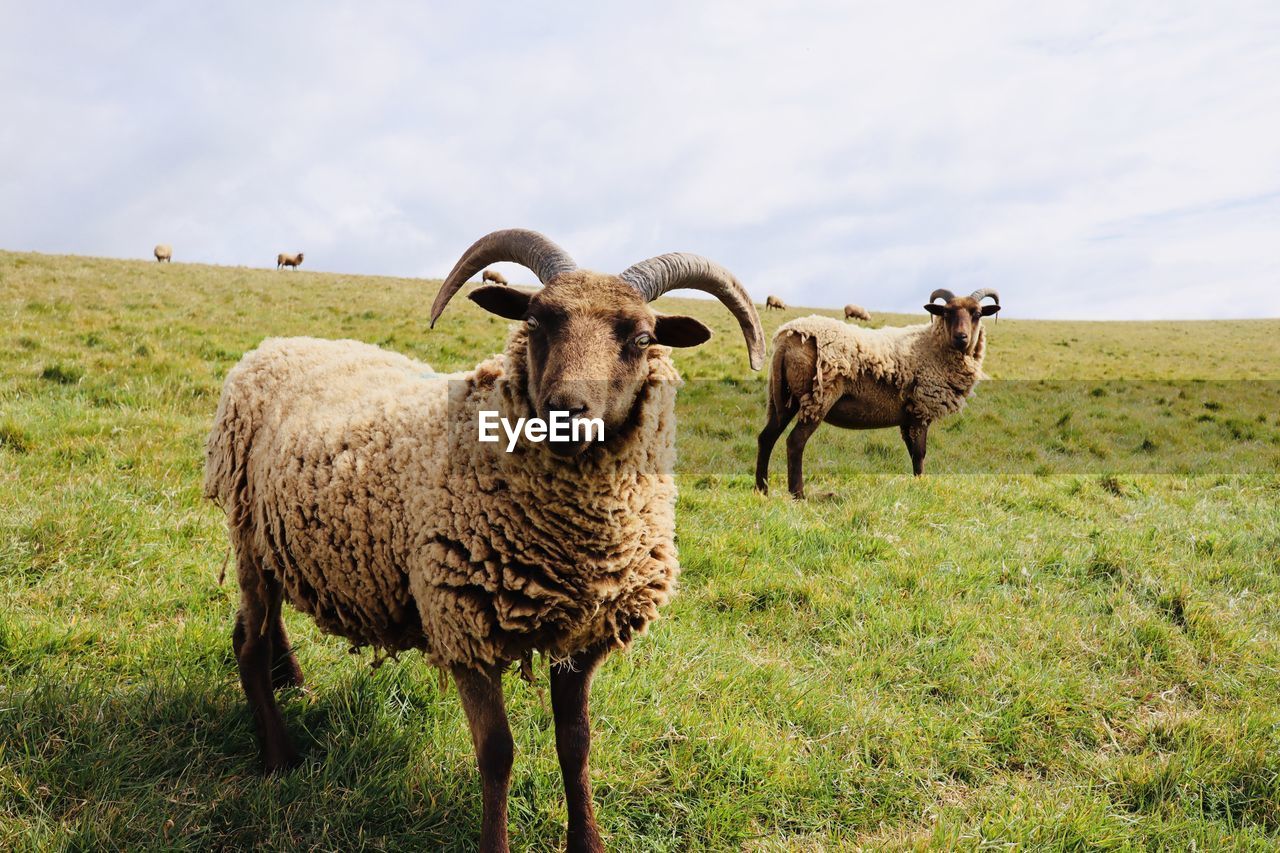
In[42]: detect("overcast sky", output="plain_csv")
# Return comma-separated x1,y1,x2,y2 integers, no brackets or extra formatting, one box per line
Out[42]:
3,1,1279,319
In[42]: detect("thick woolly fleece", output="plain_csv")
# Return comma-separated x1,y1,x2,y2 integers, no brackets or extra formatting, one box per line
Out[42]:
204,329,681,670
775,315,987,423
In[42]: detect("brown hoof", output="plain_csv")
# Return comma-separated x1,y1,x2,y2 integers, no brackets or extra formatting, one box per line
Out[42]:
567,826,605,853
271,663,305,691
263,744,301,775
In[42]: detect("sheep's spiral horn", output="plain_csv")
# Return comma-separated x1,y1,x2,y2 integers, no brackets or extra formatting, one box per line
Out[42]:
619,253,765,370
430,229,577,327
929,288,956,303
969,288,1000,305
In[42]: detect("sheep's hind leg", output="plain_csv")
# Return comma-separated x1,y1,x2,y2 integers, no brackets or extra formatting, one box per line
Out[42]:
454,663,514,853
233,576,299,773
269,614,304,690
785,417,822,499
550,644,610,853
900,421,928,476
755,396,798,494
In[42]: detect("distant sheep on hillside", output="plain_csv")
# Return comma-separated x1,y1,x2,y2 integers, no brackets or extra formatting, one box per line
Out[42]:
481,269,508,285
154,244,172,263
843,304,870,322
277,252,304,270
765,295,787,311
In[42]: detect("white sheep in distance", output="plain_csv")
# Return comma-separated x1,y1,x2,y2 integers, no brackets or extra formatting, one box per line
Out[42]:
843,303,870,322
154,244,172,263
765,294,787,310
481,268,508,285
204,228,764,851
756,287,1000,495
276,252,304,270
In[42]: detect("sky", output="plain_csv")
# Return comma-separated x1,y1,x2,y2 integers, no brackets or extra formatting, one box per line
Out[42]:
2,1,1279,319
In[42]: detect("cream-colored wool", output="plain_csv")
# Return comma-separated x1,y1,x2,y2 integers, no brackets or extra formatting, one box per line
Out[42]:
775,314,987,424
204,330,680,670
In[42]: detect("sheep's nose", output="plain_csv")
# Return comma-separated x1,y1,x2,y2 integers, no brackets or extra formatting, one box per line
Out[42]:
545,393,589,418
953,333,969,348
544,392,594,457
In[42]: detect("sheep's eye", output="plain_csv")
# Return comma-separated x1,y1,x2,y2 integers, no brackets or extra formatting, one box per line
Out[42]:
634,333,653,349
526,316,540,330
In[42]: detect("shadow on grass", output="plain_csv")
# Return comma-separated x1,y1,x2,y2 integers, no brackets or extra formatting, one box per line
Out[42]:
0,674,492,850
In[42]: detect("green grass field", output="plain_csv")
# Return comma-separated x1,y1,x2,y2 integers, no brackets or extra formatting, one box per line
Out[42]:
2,250,1279,850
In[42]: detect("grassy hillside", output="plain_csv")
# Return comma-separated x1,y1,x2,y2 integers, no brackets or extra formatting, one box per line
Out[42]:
2,251,1279,850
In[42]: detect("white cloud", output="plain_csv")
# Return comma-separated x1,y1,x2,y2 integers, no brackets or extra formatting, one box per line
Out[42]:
1,0,1278,318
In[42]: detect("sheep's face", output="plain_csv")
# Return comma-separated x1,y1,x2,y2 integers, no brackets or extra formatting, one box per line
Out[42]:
470,272,712,457
925,296,999,353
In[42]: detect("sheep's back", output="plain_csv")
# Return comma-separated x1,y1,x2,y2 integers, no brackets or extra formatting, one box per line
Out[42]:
775,317,913,413
206,337,453,650
774,316,982,424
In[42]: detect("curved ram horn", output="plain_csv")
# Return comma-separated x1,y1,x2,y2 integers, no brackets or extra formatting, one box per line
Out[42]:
929,288,956,303
430,229,577,327
619,253,765,370
969,288,1000,305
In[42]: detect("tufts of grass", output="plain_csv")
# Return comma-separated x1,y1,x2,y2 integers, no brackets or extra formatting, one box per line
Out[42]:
39,362,83,385
0,421,32,453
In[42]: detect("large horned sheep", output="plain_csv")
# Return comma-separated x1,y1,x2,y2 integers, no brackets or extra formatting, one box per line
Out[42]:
756,288,1000,495
843,303,870,322
276,252,304,270
205,228,763,852
154,244,172,263
765,294,787,310
481,268,508,285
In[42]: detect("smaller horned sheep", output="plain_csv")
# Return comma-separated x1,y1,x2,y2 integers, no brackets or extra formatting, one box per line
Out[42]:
154,244,172,263
765,295,787,310
843,303,870,322
756,288,1000,495
481,269,508,286
276,252,304,270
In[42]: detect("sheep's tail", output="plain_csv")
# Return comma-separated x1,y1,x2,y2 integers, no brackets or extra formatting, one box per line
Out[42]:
767,340,791,417
203,386,257,549
773,326,832,422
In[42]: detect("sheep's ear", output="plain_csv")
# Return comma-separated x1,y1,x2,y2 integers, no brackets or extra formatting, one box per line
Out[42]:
468,285,530,320
654,315,712,348
924,304,946,316
980,304,1001,316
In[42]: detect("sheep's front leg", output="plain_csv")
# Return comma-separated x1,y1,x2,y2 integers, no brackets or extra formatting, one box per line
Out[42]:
454,663,514,853
900,421,928,476
785,418,822,499
550,644,609,853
